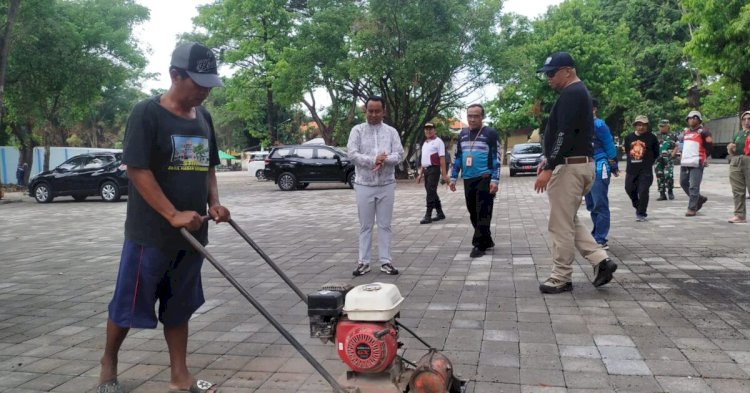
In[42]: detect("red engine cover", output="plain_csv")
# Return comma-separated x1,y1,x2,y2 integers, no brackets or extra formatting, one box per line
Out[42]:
336,318,398,373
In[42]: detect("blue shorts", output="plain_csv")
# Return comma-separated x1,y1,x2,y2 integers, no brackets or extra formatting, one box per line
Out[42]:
108,239,205,328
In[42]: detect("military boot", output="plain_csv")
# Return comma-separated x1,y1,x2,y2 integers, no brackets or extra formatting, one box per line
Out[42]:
420,208,433,224
657,192,667,201
668,190,675,200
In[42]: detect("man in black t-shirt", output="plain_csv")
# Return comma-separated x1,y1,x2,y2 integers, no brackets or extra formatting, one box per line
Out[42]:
97,43,228,393
624,115,660,221
534,52,617,294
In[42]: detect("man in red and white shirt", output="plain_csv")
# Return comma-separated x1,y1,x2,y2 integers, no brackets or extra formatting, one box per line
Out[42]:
679,110,712,216
416,122,450,224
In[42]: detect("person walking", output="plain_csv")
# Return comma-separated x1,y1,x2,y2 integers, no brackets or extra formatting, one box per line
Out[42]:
449,104,500,258
416,122,450,224
726,110,750,223
16,163,27,187
680,110,712,217
97,42,228,393
655,119,678,201
624,115,660,221
347,95,404,276
533,51,617,294
584,99,618,249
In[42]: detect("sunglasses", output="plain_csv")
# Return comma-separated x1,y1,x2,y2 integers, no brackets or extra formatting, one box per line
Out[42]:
544,69,560,78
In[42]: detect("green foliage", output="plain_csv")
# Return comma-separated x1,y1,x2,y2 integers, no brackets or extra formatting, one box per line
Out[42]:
2,0,148,157
682,0,750,111
486,0,698,138
352,0,503,159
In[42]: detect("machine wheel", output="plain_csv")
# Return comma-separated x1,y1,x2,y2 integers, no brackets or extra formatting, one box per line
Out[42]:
255,169,266,181
299,183,310,189
348,172,356,189
100,180,121,202
277,172,298,191
33,183,53,203
73,195,87,202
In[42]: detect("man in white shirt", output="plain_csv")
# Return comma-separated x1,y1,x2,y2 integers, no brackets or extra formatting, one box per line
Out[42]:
416,122,450,224
347,96,405,276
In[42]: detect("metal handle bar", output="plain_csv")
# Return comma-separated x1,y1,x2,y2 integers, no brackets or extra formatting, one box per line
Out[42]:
181,219,351,393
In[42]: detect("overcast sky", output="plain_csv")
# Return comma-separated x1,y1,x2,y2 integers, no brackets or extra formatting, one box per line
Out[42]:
135,0,564,93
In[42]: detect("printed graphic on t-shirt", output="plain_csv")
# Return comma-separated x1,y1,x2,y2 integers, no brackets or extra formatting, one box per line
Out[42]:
629,140,645,162
169,135,211,171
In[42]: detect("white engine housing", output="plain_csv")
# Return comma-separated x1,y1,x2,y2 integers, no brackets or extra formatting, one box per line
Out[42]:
343,283,404,321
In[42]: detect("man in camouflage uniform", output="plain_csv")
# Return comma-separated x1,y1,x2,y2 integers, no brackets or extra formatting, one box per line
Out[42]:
655,119,678,201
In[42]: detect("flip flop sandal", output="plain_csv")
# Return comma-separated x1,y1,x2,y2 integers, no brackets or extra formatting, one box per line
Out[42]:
170,379,218,393
95,380,122,393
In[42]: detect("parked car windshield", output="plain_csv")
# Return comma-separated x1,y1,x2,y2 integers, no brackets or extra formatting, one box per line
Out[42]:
512,144,543,154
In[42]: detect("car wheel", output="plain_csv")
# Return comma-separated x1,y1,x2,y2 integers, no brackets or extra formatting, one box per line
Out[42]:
255,169,266,181
509,170,516,177
73,195,87,202
348,172,355,189
277,172,298,191
33,183,53,203
100,180,121,202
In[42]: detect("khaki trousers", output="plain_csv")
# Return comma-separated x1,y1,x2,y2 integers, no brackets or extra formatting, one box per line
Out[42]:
729,155,750,217
547,162,609,282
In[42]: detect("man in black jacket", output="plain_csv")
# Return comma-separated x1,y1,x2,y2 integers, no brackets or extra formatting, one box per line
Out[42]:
534,52,617,294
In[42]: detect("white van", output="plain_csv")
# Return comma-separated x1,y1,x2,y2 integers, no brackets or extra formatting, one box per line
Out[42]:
246,151,269,180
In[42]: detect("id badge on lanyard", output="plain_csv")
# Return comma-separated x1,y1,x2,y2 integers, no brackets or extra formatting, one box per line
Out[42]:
466,155,473,167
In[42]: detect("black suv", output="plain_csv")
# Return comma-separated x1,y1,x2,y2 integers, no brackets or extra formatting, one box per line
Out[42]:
264,145,355,191
28,152,129,203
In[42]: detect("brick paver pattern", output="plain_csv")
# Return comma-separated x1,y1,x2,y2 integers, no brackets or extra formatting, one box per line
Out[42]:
1,163,749,392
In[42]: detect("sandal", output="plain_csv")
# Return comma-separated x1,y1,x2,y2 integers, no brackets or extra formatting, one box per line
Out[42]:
169,379,219,393
96,380,122,393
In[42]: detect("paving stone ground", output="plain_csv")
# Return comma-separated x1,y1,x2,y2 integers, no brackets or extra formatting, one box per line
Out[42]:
1,162,750,393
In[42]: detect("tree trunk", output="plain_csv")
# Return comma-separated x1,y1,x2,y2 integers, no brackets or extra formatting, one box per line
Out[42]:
0,0,21,120
266,87,275,143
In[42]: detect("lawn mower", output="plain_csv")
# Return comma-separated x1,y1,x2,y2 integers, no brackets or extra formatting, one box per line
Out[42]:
181,218,467,393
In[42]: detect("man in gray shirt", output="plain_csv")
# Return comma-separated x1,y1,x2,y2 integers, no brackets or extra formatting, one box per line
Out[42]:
347,96,404,276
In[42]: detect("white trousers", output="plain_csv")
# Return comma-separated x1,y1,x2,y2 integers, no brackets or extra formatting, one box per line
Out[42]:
354,183,395,265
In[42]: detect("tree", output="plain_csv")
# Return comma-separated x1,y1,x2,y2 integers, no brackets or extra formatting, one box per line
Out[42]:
351,0,503,165
681,0,750,112
194,0,295,143
2,0,148,170
274,0,363,146
0,0,21,123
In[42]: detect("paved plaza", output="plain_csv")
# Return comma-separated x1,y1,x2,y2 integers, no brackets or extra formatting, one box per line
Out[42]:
1,163,750,393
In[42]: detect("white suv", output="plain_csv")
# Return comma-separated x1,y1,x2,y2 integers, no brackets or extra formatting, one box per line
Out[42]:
247,152,269,180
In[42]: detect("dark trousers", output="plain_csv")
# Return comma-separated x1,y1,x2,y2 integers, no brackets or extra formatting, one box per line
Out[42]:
463,176,495,249
423,166,441,208
680,166,704,211
625,173,653,216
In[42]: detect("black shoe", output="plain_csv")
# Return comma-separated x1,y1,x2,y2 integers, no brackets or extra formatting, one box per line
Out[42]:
657,193,667,201
380,263,399,275
420,215,432,224
352,263,371,277
592,258,617,287
469,247,485,258
539,278,573,294
668,190,675,200
432,211,446,221
697,195,707,211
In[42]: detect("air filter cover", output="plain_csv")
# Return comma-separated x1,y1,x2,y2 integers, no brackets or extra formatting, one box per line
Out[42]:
343,283,404,321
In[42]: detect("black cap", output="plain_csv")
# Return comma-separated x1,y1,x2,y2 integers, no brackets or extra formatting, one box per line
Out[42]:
170,42,223,88
537,52,576,73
